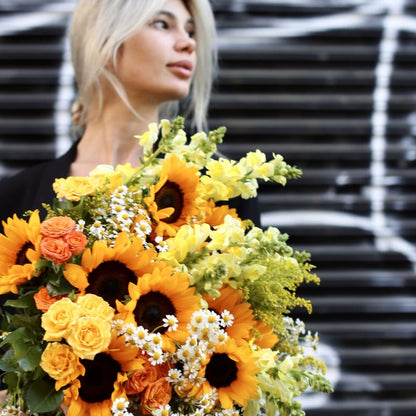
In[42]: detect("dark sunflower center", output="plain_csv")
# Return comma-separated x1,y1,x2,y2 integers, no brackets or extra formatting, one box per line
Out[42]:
79,353,121,403
134,291,176,333
205,353,238,388
87,260,136,308
15,242,34,265
154,180,183,223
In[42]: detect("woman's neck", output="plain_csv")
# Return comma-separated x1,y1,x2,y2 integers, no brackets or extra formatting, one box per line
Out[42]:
69,102,158,176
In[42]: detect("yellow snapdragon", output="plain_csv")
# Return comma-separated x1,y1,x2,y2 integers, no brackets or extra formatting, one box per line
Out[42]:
207,215,245,251
159,223,211,264
135,121,159,153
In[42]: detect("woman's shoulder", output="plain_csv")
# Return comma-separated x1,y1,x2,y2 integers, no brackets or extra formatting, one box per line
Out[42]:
0,160,57,226
0,141,78,227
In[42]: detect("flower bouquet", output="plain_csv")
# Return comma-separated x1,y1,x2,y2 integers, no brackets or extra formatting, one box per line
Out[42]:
0,117,332,416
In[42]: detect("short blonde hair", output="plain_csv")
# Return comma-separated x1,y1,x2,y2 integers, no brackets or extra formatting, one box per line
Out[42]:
70,0,217,131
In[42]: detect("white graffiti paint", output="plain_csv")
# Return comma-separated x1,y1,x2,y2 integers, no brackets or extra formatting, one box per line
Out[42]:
54,38,76,157
217,0,416,52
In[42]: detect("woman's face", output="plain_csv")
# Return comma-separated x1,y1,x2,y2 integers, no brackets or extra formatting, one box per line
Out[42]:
115,0,197,107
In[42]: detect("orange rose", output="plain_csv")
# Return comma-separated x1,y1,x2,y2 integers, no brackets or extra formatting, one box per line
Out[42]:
41,216,76,238
141,378,172,412
34,286,66,313
65,230,87,255
41,237,72,265
125,358,158,395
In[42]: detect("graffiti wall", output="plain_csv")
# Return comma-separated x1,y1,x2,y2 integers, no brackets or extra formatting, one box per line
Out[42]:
1,1,415,414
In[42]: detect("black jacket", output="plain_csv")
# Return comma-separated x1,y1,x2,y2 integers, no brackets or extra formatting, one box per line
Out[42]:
0,141,79,228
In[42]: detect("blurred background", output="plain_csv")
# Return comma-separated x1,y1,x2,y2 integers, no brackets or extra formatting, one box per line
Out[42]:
0,0,415,415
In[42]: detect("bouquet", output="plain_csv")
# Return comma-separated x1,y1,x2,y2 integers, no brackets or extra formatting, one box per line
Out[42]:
0,117,332,416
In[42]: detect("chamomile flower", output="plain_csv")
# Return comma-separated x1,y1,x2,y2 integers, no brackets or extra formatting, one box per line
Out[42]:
155,235,169,252
111,319,125,336
76,219,85,231
150,349,167,365
135,325,149,343
89,220,106,239
111,397,129,414
0,405,24,416
177,344,195,362
152,405,172,416
134,219,152,237
121,323,138,345
148,332,163,348
199,393,217,411
167,368,182,383
221,310,234,327
163,314,179,332
189,310,209,331
182,360,201,380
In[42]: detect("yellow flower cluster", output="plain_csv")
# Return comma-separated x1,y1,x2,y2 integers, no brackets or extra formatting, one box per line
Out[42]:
41,294,114,359
198,151,295,202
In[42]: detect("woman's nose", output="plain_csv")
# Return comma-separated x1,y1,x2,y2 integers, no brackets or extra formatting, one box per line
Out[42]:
175,32,196,54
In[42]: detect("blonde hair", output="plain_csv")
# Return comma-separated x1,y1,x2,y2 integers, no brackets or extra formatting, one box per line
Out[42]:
70,0,217,132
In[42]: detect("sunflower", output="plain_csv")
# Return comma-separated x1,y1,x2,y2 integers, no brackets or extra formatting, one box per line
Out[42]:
117,265,201,349
252,320,278,349
63,233,156,308
203,285,256,342
200,338,259,409
201,200,241,228
0,211,42,294
145,155,200,237
64,334,143,416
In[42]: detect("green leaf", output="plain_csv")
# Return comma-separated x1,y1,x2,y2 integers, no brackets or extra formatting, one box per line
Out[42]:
0,349,16,372
17,344,42,372
0,327,32,347
46,277,75,296
25,378,63,413
11,314,41,334
11,339,43,372
2,371,18,391
5,293,35,309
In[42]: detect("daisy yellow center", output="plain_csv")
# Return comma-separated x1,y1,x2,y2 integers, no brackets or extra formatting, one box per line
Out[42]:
205,353,238,388
155,180,184,223
134,291,176,333
79,353,121,403
87,260,137,308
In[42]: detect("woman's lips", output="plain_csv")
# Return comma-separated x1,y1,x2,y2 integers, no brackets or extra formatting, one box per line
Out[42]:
167,61,193,78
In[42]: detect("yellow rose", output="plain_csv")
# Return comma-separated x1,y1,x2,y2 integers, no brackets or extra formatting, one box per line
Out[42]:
76,293,114,322
53,176,103,201
40,342,85,390
67,316,112,360
42,298,81,341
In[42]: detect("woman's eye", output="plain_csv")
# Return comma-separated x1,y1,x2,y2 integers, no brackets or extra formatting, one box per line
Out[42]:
152,19,169,29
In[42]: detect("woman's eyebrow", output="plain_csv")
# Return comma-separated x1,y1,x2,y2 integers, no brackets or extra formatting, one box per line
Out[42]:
157,10,195,26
